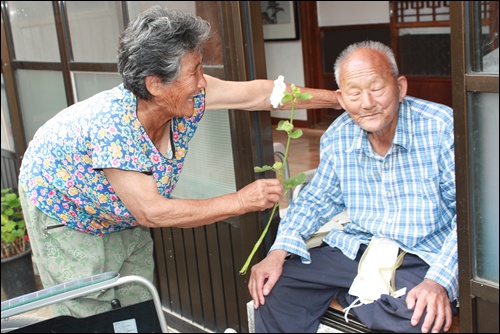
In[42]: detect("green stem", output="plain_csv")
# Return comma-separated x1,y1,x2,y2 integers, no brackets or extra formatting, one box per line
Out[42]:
239,202,280,275
239,92,299,275
280,97,296,177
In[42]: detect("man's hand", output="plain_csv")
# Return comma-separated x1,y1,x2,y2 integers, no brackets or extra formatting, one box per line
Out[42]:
406,278,453,333
248,250,288,309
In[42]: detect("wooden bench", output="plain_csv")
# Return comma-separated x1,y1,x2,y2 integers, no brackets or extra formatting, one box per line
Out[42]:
322,299,460,333
247,298,460,333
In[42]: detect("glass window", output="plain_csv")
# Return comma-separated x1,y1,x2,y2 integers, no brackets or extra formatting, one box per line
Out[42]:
1,74,16,151
127,1,196,21
172,111,236,199
7,1,60,62
398,27,451,76
469,92,499,284
15,70,67,142
479,12,499,74
127,1,223,66
65,1,123,63
72,72,122,102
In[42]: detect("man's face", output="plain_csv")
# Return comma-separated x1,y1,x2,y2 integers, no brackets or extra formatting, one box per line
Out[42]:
336,49,407,135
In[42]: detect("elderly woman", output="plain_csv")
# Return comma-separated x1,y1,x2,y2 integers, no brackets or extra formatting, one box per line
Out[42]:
18,6,339,317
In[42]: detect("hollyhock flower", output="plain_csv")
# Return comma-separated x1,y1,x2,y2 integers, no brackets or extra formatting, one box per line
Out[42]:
240,76,311,275
270,75,286,108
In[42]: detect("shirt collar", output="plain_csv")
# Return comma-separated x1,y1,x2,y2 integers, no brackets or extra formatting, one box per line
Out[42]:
393,98,413,151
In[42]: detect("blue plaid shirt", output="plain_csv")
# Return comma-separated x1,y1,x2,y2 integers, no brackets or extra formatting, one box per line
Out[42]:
271,96,458,302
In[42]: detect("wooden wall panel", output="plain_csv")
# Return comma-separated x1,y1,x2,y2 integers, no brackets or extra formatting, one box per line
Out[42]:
405,76,452,107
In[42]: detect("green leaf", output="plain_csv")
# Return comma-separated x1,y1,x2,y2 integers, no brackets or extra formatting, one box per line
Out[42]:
289,129,303,139
276,120,286,131
281,95,293,104
299,92,313,100
283,172,306,189
254,165,274,173
282,121,294,132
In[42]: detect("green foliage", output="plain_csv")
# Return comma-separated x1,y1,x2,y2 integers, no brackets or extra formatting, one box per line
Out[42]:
1,188,28,259
240,84,312,275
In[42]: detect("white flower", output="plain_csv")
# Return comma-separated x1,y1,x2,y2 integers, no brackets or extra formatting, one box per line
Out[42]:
270,75,286,109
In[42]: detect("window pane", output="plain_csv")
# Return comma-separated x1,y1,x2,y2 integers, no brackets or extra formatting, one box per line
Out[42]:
469,92,499,284
15,70,67,143
127,1,223,65
479,4,499,74
1,74,16,151
7,1,60,62
72,72,122,101
398,27,451,76
127,1,196,21
172,111,236,199
66,1,123,63
471,1,499,74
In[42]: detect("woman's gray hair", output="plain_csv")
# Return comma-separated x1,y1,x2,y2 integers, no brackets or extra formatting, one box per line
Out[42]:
118,6,211,100
333,40,399,87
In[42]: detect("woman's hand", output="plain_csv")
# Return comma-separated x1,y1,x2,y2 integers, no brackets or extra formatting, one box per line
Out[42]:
235,178,283,213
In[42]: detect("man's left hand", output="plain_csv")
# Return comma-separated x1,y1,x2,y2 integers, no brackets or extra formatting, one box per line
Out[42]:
406,278,453,333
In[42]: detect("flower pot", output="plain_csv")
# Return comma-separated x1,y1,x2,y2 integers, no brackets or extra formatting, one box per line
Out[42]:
1,247,37,300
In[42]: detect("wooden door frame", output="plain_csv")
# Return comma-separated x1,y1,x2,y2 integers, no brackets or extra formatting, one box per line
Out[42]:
298,1,325,128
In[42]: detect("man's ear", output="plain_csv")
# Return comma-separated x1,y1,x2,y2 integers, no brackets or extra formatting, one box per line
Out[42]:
335,90,347,110
145,76,162,97
397,76,408,102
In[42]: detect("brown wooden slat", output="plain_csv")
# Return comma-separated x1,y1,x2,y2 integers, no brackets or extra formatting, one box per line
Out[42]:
232,219,253,334
151,228,169,308
161,227,180,313
218,222,240,331
206,223,228,330
1,149,20,192
194,226,216,328
183,228,204,324
171,228,191,317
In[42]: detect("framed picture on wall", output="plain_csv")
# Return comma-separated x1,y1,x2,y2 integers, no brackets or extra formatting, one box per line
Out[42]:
261,1,299,41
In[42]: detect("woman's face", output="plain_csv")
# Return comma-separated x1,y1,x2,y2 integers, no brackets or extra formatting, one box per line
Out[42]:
158,51,207,117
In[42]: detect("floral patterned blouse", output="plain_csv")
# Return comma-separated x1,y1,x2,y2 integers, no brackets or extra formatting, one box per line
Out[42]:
19,84,205,236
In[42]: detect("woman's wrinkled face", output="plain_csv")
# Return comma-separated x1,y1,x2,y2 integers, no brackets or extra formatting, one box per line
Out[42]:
336,48,407,135
159,51,207,117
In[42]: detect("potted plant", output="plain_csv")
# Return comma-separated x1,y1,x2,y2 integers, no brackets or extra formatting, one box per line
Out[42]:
1,188,28,258
1,188,36,300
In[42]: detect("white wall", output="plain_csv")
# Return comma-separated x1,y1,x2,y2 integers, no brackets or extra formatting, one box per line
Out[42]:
317,1,389,26
265,1,390,122
265,40,307,121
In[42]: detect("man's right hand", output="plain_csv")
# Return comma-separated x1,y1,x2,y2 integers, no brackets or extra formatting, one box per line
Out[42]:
248,249,288,309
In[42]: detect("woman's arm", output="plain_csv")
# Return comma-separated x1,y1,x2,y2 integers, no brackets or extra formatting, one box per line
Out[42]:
103,168,283,228
204,74,341,111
